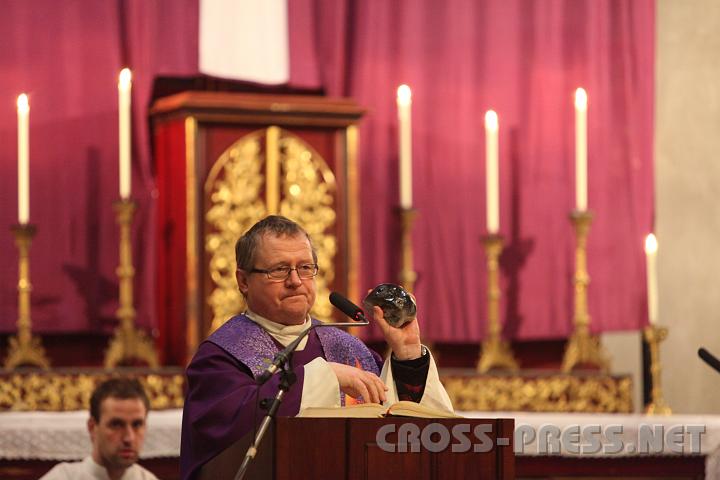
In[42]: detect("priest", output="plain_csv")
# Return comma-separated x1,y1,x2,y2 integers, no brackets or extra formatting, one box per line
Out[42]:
180,215,453,479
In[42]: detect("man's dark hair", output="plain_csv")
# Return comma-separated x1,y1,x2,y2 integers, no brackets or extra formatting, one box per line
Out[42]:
235,215,317,271
90,378,150,421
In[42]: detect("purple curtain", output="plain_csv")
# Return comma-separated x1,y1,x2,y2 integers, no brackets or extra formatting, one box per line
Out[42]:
1,0,654,345
290,0,655,341
0,0,198,333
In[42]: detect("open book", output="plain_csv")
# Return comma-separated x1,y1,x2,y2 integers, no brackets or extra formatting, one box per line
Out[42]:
298,401,460,419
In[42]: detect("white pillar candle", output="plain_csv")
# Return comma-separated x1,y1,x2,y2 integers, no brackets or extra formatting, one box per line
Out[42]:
17,94,29,224
397,84,412,209
118,68,132,200
485,110,499,234
575,87,588,211
645,233,658,325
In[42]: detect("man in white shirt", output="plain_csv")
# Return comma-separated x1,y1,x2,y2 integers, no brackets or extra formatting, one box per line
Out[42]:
40,378,159,480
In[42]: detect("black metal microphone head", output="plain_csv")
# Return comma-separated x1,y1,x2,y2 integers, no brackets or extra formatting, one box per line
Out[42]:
329,292,366,321
699,347,720,374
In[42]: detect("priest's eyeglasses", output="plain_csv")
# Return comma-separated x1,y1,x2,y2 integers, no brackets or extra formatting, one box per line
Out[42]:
250,263,319,281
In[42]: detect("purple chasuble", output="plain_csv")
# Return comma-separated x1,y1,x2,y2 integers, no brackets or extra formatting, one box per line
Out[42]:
180,315,383,480
207,314,379,377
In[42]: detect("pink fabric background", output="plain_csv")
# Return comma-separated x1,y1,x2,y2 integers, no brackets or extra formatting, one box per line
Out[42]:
290,0,655,341
0,0,198,334
0,0,654,345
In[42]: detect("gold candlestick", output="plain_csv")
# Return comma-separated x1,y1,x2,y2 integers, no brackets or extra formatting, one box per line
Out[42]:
562,210,609,372
104,200,159,368
4,224,50,369
398,207,418,293
644,324,671,415
477,234,519,372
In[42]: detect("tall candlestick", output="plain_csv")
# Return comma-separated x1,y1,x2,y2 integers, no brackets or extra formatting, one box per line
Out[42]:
575,88,588,211
645,233,658,325
485,110,499,234
118,68,132,199
17,94,29,224
397,84,412,209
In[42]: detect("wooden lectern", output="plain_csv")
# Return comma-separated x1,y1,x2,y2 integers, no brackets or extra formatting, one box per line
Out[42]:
200,417,515,480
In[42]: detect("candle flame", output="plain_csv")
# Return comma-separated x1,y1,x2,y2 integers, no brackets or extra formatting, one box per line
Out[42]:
575,88,587,111
17,94,29,113
645,233,657,254
397,84,412,105
485,110,498,131
119,68,132,88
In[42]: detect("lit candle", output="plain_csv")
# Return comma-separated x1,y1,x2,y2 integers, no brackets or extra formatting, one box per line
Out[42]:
645,233,658,325
397,84,412,209
485,110,499,234
17,94,29,224
118,68,132,199
575,88,588,211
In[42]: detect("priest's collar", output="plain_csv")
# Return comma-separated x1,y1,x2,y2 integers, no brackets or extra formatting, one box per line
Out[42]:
245,310,311,349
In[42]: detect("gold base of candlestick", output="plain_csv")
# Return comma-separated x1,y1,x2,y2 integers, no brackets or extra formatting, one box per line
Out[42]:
477,234,519,373
104,326,160,368
643,325,671,415
4,335,51,370
477,338,519,373
4,224,51,370
561,329,609,372
397,207,418,293
104,200,159,369
562,211,609,372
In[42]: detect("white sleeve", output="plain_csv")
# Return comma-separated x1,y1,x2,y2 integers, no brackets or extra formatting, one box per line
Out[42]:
298,357,341,411
380,347,454,412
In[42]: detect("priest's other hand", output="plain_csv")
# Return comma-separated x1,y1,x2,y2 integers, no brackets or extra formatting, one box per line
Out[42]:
328,362,388,404
372,305,422,361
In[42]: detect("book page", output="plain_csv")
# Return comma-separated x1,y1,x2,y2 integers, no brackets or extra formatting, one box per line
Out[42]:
386,401,461,419
298,403,386,418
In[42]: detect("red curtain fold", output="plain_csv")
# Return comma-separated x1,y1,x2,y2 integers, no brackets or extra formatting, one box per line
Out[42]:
289,0,655,341
0,0,198,334
0,0,654,346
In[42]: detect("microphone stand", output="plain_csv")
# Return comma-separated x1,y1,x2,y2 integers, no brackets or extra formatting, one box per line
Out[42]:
235,319,368,480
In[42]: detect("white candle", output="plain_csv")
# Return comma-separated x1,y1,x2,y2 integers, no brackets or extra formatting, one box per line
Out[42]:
645,233,658,325
17,94,30,224
485,110,499,234
575,87,588,211
118,68,132,199
397,84,412,209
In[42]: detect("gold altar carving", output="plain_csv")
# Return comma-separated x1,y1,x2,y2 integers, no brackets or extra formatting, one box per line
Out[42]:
477,234,519,373
644,325,672,415
562,210,609,372
4,224,50,370
104,200,160,368
205,128,337,332
0,370,185,412
278,134,337,319
442,372,632,413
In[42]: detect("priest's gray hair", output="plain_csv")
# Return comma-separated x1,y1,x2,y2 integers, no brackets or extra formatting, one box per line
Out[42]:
235,215,318,271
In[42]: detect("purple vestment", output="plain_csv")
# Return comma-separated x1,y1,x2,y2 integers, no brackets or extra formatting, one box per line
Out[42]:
179,314,383,480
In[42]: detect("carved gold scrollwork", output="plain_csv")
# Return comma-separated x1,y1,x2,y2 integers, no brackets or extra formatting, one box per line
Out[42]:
279,134,337,321
205,129,337,332
0,372,185,412
205,132,267,333
441,373,632,413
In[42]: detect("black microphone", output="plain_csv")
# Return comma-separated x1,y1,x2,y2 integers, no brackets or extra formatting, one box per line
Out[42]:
699,347,720,374
256,326,314,385
329,291,367,322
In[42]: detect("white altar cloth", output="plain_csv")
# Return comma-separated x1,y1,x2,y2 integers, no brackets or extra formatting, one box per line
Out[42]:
2,408,720,479
0,409,182,460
